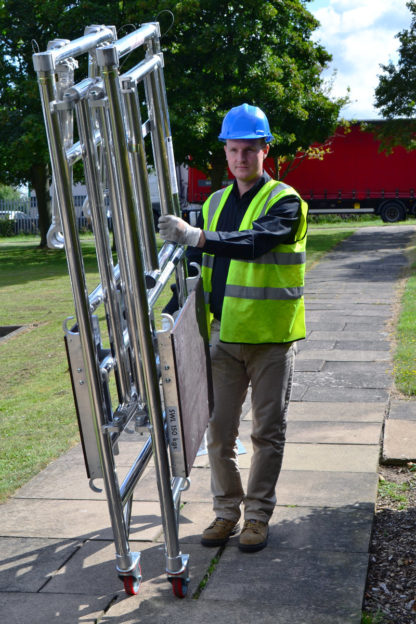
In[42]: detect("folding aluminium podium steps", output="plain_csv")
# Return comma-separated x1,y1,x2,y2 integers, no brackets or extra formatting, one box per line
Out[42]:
33,23,212,598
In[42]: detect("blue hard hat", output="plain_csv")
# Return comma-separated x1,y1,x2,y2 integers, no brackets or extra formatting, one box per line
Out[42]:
218,103,273,142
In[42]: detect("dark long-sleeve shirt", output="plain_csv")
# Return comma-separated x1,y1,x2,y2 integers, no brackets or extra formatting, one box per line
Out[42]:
187,172,301,320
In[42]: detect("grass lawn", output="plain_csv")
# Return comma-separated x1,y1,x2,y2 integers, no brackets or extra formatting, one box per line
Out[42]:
0,218,415,501
393,243,416,395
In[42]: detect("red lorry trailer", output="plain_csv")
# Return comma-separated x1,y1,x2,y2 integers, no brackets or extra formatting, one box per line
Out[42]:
184,123,416,223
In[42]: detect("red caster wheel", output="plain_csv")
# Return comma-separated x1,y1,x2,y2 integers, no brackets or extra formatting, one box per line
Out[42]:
171,577,188,598
122,569,141,596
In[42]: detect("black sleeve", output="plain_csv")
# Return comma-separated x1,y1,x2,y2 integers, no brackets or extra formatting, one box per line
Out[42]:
185,209,204,272
202,195,301,260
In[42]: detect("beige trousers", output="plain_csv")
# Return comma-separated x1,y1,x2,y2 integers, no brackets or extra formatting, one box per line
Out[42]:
207,319,296,523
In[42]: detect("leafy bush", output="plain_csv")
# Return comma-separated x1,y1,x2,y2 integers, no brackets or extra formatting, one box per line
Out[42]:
0,217,14,236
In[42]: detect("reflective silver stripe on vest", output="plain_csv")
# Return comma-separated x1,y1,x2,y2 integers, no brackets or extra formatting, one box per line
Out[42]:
225,284,304,300
245,251,306,265
202,254,215,268
207,188,228,228
204,291,211,304
258,182,291,218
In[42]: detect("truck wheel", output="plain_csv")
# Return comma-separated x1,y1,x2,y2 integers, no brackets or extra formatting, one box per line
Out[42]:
380,201,405,223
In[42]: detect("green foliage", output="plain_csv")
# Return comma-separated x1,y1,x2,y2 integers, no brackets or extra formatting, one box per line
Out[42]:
0,183,23,200
378,480,410,509
0,1,347,234
361,610,386,624
0,218,14,236
360,118,416,155
394,253,416,396
128,0,347,182
374,1,416,149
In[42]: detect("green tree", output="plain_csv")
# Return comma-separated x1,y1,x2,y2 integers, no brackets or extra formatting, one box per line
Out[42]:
0,0,127,247
0,184,23,201
0,0,346,246
128,0,347,189
374,0,416,151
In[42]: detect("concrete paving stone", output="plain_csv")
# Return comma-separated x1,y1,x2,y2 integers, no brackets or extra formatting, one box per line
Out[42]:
42,539,213,603
334,340,391,351
308,330,389,342
181,467,221,503
13,455,160,503
282,443,380,472
382,420,416,463
305,321,346,331
182,467,379,508
389,399,416,420
13,457,108,501
286,421,382,445
306,292,393,303
288,401,385,423
102,595,362,624
175,500,369,552
289,383,308,401
308,274,399,284
177,502,220,544
295,359,325,372
300,386,389,402
0,498,163,541
268,504,374,553
0,537,80,592
297,348,390,362
304,303,390,316
0,592,110,624
202,546,368,616
297,340,336,352
175,501,375,553
326,360,393,375
341,316,389,326
305,312,388,325
294,365,391,390
344,320,388,331
306,287,394,297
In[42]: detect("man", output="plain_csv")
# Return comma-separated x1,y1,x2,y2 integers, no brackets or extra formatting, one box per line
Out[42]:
159,103,308,552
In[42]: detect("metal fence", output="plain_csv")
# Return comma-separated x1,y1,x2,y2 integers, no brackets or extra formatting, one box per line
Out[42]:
0,197,90,235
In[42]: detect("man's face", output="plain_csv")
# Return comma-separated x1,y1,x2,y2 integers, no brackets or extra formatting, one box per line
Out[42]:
224,139,269,185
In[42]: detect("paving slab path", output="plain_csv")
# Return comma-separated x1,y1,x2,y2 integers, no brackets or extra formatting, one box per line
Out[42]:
1,225,416,624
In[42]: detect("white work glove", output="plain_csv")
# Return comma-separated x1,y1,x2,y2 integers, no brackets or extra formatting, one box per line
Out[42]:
158,214,201,247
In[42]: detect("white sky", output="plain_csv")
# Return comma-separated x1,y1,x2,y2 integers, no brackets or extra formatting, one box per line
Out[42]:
307,0,412,119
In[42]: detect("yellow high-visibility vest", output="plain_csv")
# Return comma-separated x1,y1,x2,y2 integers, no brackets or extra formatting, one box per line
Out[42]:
201,179,308,343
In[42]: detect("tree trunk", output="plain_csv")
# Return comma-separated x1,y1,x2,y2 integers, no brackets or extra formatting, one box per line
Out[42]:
31,162,51,248
209,149,227,192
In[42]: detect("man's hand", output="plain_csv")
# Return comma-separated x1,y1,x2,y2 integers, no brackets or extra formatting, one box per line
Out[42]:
158,214,202,247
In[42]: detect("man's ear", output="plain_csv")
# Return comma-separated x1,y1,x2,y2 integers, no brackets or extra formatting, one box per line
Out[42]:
263,144,270,159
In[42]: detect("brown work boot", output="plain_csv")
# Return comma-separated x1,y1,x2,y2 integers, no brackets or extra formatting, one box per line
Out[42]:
201,517,240,547
238,519,269,552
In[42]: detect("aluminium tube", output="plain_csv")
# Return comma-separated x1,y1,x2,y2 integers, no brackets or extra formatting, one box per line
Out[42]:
144,61,176,216
94,91,148,403
120,435,153,506
112,22,159,59
33,26,115,73
34,66,137,568
97,44,184,572
145,39,188,307
72,90,131,403
122,80,158,273
66,128,101,167
148,36,182,217
142,50,189,307
92,94,147,405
